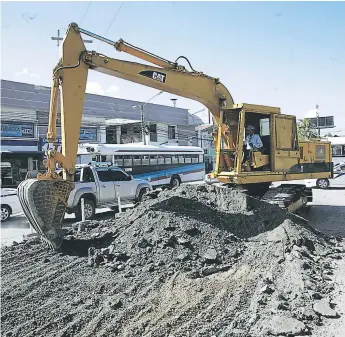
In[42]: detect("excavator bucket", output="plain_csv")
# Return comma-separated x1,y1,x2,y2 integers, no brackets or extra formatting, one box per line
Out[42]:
17,179,74,249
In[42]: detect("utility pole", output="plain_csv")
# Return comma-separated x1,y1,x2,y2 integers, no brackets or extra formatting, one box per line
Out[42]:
316,104,320,137
51,29,93,47
140,104,146,145
133,91,164,145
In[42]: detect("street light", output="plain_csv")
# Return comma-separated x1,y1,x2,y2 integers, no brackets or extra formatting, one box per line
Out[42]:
133,91,164,145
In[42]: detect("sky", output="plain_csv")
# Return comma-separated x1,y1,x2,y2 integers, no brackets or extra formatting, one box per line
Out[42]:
1,1,345,133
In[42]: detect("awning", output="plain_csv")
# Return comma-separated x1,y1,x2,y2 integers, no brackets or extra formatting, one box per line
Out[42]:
106,118,141,126
1,151,45,155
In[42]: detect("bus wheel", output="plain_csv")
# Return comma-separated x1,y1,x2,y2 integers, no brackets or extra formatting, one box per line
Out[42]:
170,175,181,188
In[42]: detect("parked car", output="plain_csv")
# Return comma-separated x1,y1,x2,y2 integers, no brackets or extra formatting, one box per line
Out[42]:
64,165,153,220
311,162,345,189
1,188,23,222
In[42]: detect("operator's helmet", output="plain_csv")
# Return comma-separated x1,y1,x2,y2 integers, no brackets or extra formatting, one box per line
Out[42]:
246,124,255,131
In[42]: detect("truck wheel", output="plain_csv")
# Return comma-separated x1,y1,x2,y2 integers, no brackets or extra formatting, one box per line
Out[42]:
316,178,329,189
170,175,181,188
75,198,95,221
138,187,149,202
1,205,11,222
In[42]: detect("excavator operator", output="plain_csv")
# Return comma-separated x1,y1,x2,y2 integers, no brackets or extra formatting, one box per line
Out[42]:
245,125,263,152
242,125,263,171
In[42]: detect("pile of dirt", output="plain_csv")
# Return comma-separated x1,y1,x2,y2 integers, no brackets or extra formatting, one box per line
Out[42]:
1,184,344,337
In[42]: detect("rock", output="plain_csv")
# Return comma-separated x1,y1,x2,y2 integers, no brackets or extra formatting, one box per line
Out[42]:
302,261,312,270
201,248,218,262
311,292,323,300
88,247,103,267
144,226,154,233
107,299,123,310
164,220,177,231
181,224,200,236
224,234,239,243
177,238,191,246
313,298,338,318
138,238,150,248
202,266,218,276
269,315,305,336
266,225,288,242
101,248,110,255
260,284,275,294
276,257,285,264
43,257,50,263
176,252,190,261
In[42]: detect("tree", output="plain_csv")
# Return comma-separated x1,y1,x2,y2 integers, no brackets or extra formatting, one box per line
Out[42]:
297,119,318,140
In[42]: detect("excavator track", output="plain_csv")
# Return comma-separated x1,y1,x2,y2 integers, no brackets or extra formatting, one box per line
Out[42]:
261,184,313,214
17,179,74,249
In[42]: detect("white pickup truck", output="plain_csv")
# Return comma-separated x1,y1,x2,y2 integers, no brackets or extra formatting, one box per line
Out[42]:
64,165,152,220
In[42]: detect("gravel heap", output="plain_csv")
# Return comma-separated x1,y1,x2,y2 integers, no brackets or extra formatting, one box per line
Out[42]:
1,184,343,337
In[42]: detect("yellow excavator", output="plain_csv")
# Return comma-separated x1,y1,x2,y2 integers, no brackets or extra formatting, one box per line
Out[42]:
18,22,333,249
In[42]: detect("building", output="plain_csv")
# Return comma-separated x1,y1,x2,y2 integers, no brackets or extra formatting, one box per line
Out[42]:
325,136,345,164
1,79,197,185
195,124,215,172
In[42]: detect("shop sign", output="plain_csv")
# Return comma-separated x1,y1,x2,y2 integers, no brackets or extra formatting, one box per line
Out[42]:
1,122,35,138
80,128,97,141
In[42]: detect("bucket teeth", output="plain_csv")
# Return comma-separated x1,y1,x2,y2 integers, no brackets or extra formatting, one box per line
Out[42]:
17,179,74,249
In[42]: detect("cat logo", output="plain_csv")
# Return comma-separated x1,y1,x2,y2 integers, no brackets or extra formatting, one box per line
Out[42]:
139,70,166,83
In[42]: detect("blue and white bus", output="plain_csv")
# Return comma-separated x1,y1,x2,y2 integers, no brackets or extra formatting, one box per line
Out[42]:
77,143,205,187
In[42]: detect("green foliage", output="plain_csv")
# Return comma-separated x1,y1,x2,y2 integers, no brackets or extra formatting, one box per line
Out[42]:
297,119,318,140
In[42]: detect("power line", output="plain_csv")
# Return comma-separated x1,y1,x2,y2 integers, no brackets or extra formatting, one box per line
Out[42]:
98,1,124,49
80,1,92,25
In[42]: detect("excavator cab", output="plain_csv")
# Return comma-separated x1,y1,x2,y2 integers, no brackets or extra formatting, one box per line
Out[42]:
214,103,332,186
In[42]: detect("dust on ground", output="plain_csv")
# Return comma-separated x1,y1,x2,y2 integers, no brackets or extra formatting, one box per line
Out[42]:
1,184,344,337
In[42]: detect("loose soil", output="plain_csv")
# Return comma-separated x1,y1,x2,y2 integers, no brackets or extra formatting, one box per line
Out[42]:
1,184,344,337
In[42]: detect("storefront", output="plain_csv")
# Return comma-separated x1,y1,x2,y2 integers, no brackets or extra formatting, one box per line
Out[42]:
1,151,45,187
1,121,39,152
38,127,99,151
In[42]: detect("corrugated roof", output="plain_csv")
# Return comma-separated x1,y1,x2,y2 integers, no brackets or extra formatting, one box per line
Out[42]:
1,79,189,125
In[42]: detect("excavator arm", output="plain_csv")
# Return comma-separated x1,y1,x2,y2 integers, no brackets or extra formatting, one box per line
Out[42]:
45,23,234,181
18,22,235,249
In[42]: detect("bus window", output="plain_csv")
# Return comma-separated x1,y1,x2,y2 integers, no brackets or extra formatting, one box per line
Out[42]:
123,156,133,167
158,155,164,165
178,156,184,164
165,156,172,165
142,155,149,165
150,155,158,165
114,155,123,167
133,156,141,166
172,155,178,164
185,155,192,164
101,155,112,162
198,155,204,163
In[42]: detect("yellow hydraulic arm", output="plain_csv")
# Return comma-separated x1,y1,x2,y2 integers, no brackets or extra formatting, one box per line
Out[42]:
42,22,234,182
